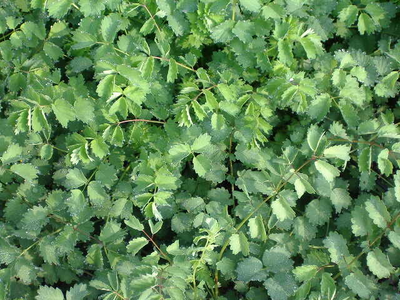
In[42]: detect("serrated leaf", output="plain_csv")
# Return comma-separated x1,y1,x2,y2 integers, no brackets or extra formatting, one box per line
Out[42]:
2,144,23,164
52,99,76,128
167,58,178,83
248,215,267,241
271,197,296,222
66,168,87,188
97,75,115,99
193,155,212,177
101,14,121,43
10,163,39,182
88,181,109,206
229,232,249,256
365,196,390,228
211,20,235,43
35,286,64,300
127,237,148,255
358,13,375,35
324,145,350,161
315,160,340,183
125,215,144,231
330,188,351,213
262,246,293,273
366,248,394,279
239,0,261,12
293,265,319,282
191,133,211,153
323,232,350,264
90,138,109,159
66,284,89,300
236,257,266,282
344,271,376,299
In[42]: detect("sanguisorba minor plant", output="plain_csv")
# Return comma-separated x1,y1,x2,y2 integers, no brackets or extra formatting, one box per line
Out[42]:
0,0,400,299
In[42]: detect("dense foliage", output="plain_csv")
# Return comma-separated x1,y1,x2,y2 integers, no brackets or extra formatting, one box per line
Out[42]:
0,0,400,299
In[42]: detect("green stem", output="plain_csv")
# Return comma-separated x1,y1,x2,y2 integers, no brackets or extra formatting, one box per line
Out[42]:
117,118,166,125
214,157,314,297
333,212,400,280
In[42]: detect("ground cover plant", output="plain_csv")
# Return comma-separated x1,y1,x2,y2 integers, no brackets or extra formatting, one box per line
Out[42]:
0,0,400,299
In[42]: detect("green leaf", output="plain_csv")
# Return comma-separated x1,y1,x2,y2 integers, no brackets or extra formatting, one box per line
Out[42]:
233,21,254,43
101,14,121,43
375,71,399,98
40,144,54,160
43,42,64,60
167,58,178,83
35,286,64,300
278,39,294,65
293,265,319,282
330,188,351,213
66,284,89,300
230,232,249,256
308,93,331,121
323,145,350,161
262,246,293,273
127,237,148,255
52,99,76,128
366,248,394,279
377,149,392,176
72,31,97,49
74,98,95,123
262,3,285,19
248,215,267,241
351,205,373,237
323,232,350,264
8,73,26,92
88,181,109,206
236,257,266,282
271,197,296,222
32,107,50,132
394,171,400,203
344,271,376,299
365,196,390,229
239,0,261,12
10,164,39,182
365,3,385,24
97,75,115,99
91,138,109,159
307,125,325,152
204,90,218,110
339,5,359,26
191,133,211,153
79,0,105,16
47,0,72,18
315,160,340,183
211,20,235,43
216,257,236,276
66,168,87,188
141,56,154,80
358,13,375,35
2,144,23,164
264,273,297,300
125,215,144,231
306,198,332,226
193,155,212,177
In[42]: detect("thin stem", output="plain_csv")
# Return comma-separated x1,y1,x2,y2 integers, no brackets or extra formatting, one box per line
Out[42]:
214,157,314,297
152,56,196,72
50,144,69,153
141,229,172,263
117,119,166,125
332,212,400,280
141,4,162,35
231,0,237,21
328,137,399,159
